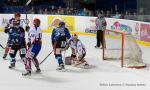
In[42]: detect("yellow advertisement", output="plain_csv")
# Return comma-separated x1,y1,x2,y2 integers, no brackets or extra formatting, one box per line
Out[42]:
48,15,75,32
0,28,3,32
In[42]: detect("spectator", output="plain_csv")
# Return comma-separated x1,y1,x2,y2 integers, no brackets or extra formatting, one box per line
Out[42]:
96,10,100,16
78,8,88,16
39,8,43,14
120,12,125,19
132,12,137,20
112,12,121,19
60,8,65,15
88,10,94,16
106,10,111,17
44,8,48,14
28,7,35,14
124,11,130,19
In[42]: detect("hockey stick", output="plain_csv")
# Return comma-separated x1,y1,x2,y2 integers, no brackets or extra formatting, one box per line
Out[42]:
26,0,32,5
0,44,4,49
25,0,31,31
40,50,53,65
39,41,57,65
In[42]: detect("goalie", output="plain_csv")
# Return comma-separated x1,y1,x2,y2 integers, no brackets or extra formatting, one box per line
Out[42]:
65,33,89,68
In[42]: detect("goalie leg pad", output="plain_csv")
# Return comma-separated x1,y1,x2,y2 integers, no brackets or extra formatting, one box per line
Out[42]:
65,56,72,65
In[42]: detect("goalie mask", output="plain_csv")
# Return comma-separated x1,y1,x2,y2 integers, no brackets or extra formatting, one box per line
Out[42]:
72,33,78,40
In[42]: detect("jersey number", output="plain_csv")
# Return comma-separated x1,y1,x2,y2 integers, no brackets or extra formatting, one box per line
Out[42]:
61,41,66,48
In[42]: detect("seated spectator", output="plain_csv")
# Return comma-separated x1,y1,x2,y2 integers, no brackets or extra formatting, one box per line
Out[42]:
44,8,49,14
112,12,121,19
106,10,111,17
28,7,35,14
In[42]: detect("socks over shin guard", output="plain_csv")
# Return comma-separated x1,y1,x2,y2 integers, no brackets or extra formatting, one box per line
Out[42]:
4,47,9,54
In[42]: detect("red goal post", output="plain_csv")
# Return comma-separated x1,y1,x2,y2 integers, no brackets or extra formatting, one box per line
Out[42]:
102,29,146,69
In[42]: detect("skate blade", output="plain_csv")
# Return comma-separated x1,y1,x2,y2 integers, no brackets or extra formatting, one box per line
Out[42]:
56,68,66,72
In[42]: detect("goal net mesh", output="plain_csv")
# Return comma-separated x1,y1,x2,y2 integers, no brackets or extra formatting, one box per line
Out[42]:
103,30,146,68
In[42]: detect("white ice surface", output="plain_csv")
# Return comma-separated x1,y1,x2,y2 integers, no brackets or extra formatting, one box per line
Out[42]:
0,32,150,90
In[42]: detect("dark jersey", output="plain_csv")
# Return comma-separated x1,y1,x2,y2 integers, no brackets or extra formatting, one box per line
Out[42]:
7,26,25,47
51,27,71,48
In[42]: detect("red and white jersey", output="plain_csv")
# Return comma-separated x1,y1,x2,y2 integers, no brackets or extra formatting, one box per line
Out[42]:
69,39,86,55
28,27,42,44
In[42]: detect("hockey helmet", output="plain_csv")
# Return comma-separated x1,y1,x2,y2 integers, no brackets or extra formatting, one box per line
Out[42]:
33,18,40,27
59,21,65,27
14,13,21,17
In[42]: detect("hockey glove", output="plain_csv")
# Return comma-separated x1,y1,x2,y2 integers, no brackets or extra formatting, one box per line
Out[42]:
27,42,31,48
25,26,30,32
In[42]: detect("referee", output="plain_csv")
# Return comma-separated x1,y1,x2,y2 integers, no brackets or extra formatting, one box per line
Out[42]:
95,13,107,49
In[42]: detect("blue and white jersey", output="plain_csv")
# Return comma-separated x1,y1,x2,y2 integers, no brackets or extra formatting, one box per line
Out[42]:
28,27,42,44
8,27,23,45
51,27,71,43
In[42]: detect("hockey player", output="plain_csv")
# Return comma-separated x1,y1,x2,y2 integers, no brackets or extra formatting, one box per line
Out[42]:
51,21,71,70
22,18,42,76
3,13,23,59
67,33,89,67
7,19,26,69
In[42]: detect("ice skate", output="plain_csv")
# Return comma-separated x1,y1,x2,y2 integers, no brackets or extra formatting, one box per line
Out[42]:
56,64,66,71
8,64,15,69
95,46,101,49
36,68,41,73
22,71,31,76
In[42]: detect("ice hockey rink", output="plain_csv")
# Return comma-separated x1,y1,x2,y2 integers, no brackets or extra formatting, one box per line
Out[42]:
0,32,150,90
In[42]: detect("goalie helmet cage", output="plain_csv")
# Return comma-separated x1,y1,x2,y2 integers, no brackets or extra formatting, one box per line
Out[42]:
102,29,146,69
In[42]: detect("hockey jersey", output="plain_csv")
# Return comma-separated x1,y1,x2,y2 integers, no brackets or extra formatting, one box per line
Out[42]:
28,27,42,44
7,26,25,46
69,38,86,56
51,27,71,44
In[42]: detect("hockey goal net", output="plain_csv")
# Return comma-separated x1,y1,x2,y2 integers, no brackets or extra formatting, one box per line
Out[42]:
102,30,146,69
